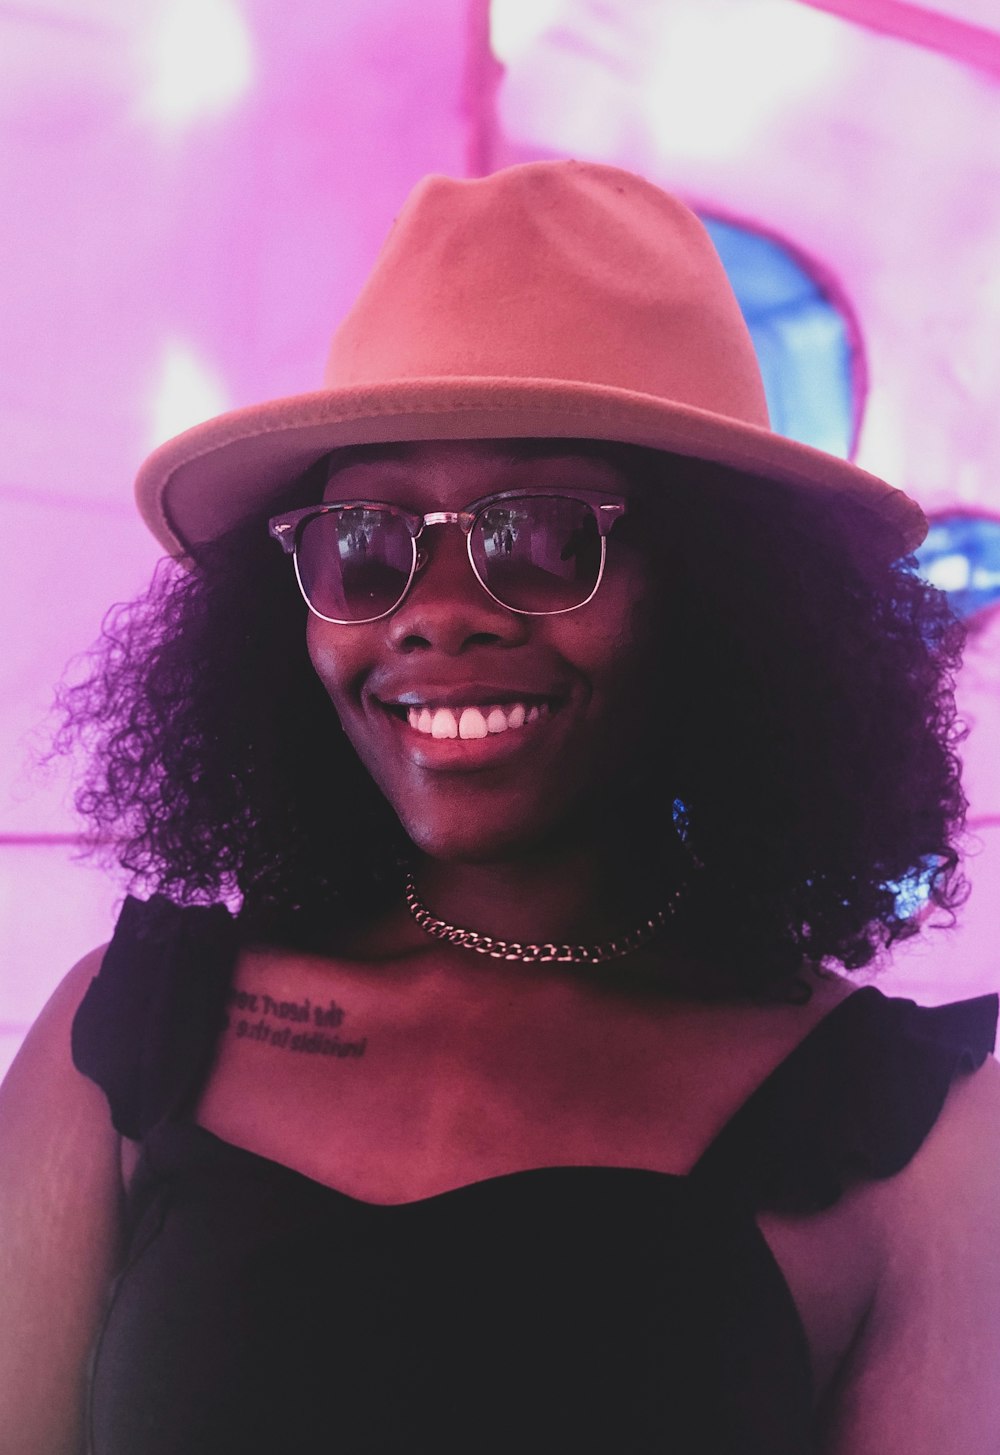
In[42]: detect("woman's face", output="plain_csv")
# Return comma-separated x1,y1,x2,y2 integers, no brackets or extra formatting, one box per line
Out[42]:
306,439,664,865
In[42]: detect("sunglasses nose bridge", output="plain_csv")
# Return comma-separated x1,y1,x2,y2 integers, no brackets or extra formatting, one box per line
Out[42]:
413,509,475,574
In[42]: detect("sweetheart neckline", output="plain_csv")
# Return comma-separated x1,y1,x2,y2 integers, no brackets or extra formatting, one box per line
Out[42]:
139,989,873,1216
172,984,879,1207
183,1121,690,1205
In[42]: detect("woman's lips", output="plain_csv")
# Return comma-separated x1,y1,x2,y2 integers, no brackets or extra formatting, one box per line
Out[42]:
376,699,567,772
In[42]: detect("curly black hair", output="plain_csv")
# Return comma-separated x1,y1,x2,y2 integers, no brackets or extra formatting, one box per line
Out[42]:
48,445,968,1004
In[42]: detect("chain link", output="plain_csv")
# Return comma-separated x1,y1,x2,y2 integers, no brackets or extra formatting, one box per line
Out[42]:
403,870,679,965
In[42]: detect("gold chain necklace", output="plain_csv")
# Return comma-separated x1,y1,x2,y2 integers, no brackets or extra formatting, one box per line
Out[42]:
402,869,681,965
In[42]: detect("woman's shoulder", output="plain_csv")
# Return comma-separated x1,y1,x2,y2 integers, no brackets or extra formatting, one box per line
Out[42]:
816,1050,1000,1451
71,895,240,1139
873,1041,1000,1221
0,939,123,1254
2,941,112,1105
0,943,125,1452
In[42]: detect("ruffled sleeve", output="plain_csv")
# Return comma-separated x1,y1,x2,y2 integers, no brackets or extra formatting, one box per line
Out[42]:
71,894,238,1139
690,985,1000,1215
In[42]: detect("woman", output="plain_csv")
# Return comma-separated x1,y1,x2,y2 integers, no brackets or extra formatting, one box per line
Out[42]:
2,161,998,1454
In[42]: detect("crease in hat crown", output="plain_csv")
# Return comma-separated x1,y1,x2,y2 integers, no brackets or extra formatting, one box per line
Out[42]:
135,159,926,560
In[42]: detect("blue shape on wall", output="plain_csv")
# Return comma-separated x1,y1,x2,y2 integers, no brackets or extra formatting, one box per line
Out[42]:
912,513,1000,622
701,216,857,461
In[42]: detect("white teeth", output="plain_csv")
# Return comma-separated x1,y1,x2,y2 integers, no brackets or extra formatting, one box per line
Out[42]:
404,700,553,738
431,707,458,739
458,707,489,739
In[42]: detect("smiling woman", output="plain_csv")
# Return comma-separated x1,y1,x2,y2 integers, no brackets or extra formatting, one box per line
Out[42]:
301,441,665,902
2,161,998,1455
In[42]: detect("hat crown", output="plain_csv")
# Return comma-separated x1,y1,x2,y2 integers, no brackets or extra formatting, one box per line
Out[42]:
325,160,770,429
137,159,926,562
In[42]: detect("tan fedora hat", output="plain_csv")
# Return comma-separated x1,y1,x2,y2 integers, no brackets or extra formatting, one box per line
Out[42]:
135,159,926,560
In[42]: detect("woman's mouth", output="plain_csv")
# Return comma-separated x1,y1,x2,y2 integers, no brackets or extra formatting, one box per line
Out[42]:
402,700,553,738
376,697,566,771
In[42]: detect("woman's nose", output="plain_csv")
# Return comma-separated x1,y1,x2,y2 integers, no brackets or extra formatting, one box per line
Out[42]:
385,522,527,652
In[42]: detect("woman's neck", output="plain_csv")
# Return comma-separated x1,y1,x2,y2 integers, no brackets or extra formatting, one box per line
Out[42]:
408,838,675,951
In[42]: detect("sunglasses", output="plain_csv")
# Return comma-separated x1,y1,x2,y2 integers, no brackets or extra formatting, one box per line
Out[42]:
268,488,629,623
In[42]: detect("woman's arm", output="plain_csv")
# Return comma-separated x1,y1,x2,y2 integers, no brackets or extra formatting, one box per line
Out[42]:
820,1053,1000,1454
0,946,123,1455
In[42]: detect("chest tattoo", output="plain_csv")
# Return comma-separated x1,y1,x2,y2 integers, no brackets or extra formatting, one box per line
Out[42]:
223,986,368,1059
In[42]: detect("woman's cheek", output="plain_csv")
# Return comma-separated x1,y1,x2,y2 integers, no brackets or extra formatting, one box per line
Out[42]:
305,619,353,708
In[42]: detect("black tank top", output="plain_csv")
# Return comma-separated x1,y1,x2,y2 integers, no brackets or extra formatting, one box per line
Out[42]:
72,895,998,1455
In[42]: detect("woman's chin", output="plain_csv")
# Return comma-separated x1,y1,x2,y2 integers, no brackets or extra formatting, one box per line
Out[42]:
397,817,550,867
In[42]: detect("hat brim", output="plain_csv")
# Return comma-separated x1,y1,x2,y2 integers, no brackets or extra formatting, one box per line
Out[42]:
135,377,927,560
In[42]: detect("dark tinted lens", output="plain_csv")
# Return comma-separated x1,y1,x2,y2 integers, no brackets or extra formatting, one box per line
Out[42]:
470,497,602,612
296,508,413,621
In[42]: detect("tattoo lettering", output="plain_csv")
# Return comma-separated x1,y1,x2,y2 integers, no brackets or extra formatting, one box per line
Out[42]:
224,989,367,1058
